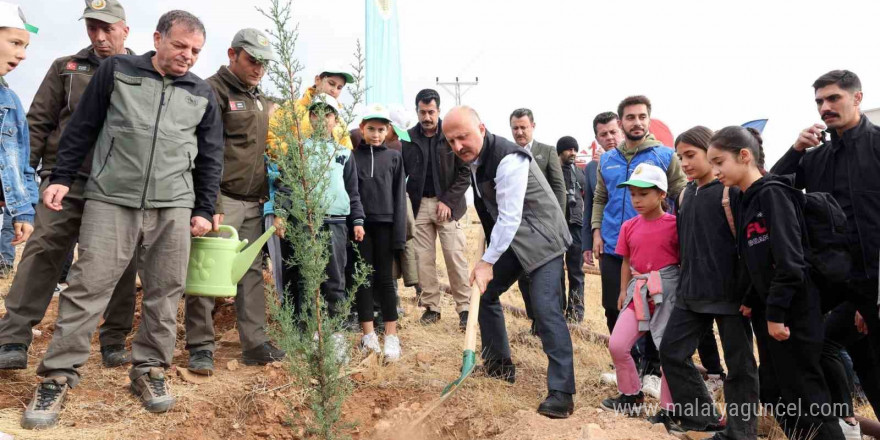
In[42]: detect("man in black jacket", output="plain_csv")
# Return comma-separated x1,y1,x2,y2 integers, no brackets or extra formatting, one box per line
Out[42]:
556,136,585,322
402,89,471,328
772,69,880,433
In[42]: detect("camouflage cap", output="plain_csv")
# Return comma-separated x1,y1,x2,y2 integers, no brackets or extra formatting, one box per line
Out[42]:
80,0,126,24
232,28,275,63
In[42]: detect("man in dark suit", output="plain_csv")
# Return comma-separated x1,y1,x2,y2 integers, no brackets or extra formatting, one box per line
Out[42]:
509,108,565,332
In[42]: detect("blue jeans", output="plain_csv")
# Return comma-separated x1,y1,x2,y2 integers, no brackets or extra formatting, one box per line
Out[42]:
0,208,15,267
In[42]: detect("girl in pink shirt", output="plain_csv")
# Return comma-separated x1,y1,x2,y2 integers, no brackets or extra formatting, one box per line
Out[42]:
600,163,680,423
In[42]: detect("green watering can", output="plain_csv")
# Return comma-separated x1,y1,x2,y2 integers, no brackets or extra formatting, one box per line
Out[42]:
185,225,276,297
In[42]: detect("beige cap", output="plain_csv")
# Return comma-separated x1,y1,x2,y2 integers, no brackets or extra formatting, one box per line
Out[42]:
232,28,275,63
80,0,126,24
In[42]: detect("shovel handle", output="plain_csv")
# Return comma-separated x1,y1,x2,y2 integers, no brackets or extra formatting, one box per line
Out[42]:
463,285,481,352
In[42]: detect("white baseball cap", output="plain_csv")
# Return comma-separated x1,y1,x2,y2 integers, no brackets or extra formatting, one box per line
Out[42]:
617,163,668,192
387,104,412,142
308,93,341,115
0,2,38,34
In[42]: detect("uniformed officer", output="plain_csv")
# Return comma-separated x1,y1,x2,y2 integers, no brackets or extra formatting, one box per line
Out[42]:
0,0,137,370
184,28,285,374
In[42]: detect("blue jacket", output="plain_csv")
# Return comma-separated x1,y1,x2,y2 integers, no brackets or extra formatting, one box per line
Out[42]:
598,144,674,255
0,82,37,224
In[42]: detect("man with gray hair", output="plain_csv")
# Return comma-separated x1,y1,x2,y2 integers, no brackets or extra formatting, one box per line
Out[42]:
446,106,575,419
21,10,223,429
0,0,137,371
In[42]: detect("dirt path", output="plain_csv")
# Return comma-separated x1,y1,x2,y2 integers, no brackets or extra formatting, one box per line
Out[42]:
0,213,749,439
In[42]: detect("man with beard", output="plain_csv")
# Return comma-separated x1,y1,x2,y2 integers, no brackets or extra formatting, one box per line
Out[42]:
583,111,624,267
591,97,686,388
591,96,686,333
557,136,586,322
0,0,138,370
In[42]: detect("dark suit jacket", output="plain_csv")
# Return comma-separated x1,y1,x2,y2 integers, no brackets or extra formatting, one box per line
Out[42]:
582,160,599,250
530,140,566,212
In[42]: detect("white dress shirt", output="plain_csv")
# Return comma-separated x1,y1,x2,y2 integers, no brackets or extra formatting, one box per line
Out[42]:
472,153,530,264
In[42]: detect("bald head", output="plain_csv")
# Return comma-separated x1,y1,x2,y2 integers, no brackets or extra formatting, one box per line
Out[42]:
443,106,486,163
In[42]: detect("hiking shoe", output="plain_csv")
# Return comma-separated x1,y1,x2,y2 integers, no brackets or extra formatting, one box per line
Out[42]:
537,390,574,419
359,332,381,355
483,358,516,384
642,374,661,399
458,311,469,332
647,409,686,433
130,367,175,413
188,350,214,375
0,343,27,370
242,342,286,366
101,344,131,368
21,377,68,429
600,391,644,416
383,335,401,362
419,310,441,325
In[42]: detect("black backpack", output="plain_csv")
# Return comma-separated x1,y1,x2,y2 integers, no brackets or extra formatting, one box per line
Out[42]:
766,181,851,284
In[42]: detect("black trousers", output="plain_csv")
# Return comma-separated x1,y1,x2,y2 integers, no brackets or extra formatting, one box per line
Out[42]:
280,222,348,319
563,223,585,321
751,301,844,440
481,251,576,394
660,307,759,438
824,299,880,419
355,222,398,323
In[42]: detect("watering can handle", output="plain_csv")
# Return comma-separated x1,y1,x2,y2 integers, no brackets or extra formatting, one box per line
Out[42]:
217,225,239,241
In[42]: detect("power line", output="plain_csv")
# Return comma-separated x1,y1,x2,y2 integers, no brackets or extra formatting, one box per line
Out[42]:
435,77,479,106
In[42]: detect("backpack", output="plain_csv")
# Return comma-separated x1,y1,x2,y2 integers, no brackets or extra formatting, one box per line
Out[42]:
677,184,735,237
765,181,852,284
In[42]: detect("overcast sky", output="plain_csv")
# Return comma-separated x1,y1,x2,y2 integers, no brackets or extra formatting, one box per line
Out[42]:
10,0,880,167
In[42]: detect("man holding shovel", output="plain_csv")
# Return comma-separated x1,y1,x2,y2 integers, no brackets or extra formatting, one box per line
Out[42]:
444,106,576,419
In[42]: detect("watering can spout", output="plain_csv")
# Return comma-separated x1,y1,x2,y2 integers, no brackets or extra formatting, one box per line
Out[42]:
231,226,276,283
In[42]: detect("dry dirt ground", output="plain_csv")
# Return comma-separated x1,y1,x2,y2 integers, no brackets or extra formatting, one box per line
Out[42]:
0,211,874,440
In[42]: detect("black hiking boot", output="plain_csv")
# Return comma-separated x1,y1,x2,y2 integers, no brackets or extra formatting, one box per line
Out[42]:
0,343,27,370
419,310,441,325
537,390,574,419
242,342,286,366
187,350,215,375
483,358,516,384
101,344,131,368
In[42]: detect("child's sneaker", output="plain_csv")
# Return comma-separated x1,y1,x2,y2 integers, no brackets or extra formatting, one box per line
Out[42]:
600,391,644,416
599,371,618,386
383,335,401,362
359,332,380,355
642,374,661,399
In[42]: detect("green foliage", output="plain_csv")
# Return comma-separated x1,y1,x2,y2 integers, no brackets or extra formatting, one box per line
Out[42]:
258,1,368,438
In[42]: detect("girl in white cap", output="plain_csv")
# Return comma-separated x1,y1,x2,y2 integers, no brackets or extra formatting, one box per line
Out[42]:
599,163,681,429
0,2,38,249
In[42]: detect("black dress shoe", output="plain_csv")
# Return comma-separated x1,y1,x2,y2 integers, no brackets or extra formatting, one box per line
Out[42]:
458,311,469,332
537,390,574,419
483,358,516,384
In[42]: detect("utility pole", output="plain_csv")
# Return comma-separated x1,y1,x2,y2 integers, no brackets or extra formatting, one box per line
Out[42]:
436,77,479,106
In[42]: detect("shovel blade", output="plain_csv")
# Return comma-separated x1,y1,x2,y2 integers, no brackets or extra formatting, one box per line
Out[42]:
441,349,477,396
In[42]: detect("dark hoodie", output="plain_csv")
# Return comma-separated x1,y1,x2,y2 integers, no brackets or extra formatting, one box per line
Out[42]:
353,141,407,250
676,180,743,315
737,174,818,324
